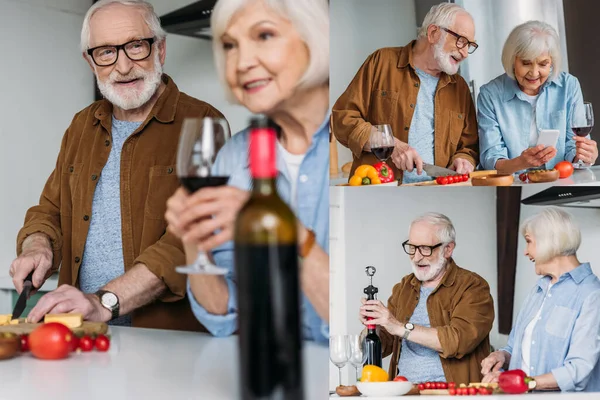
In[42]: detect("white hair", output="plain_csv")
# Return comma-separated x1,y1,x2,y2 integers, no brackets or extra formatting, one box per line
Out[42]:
80,0,167,52
211,0,329,103
520,206,581,264
417,2,471,39
410,212,456,245
501,20,561,80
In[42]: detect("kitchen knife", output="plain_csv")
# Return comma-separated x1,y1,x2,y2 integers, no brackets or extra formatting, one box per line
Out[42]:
11,270,34,319
422,163,460,177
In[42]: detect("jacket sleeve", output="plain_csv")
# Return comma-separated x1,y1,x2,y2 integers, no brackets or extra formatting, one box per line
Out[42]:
564,75,585,163
450,79,480,167
16,120,76,274
381,281,403,358
331,51,379,158
437,276,495,359
477,85,509,170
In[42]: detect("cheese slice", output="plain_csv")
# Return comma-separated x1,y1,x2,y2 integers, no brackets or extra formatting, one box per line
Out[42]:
0,314,12,325
9,318,26,325
44,313,83,328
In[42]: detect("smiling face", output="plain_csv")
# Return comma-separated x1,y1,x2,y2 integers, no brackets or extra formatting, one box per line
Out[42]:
524,233,545,275
433,12,475,75
408,221,453,283
86,3,165,110
514,54,552,95
220,0,310,114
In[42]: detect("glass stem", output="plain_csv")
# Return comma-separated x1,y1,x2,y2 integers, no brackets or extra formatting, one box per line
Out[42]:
338,367,342,386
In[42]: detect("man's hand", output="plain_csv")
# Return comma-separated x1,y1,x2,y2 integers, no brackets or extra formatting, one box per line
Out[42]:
574,136,598,165
481,350,508,375
451,158,475,174
359,298,402,336
165,186,250,251
27,285,111,323
520,145,557,168
10,233,53,294
390,138,424,174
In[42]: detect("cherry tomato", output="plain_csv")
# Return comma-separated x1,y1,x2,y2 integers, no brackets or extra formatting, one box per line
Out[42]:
393,375,408,382
20,335,29,352
28,322,73,360
425,382,432,389
468,387,477,395
418,383,425,391
436,176,443,185
464,174,470,181
436,382,444,389
441,382,448,389
458,387,468,395
448,176,455,184
448,382,456,389
94,334,110,352
440,177,449,185
519,172,528,182
448,388,457,396
70,335,80,352
79,335,94,352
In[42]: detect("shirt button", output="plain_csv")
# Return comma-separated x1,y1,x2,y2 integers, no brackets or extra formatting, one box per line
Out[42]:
83,215,89,221
414,83,419,87
69,166,74,173
167,167,173,174
404,126,409,131
532,340,535,345
91,175,97,181
105,140,110,147
410,104,415,108
299,175,308,183
75,256,81,263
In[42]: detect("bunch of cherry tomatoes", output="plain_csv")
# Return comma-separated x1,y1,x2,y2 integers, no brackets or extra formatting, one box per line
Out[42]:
418,381,494,395
435,174,470,185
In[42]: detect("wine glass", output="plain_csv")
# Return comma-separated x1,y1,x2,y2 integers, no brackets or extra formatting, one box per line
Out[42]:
330,334,350,387
348,334,367,382
370,124,395,163
175,117,230,275
571,101,594,169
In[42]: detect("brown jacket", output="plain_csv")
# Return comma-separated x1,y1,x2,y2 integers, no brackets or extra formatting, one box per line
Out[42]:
380,259,494,384
17,74,224,331
332,41,479,179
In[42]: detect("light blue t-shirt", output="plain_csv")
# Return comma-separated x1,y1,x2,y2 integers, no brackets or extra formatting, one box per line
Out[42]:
397,286,446,382
403,68,439,184
79,116,141,326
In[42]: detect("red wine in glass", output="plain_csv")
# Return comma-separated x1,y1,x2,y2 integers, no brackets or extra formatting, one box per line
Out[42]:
573,126,592,137
370,124,394,163
371,146,394,162
180,176,229,192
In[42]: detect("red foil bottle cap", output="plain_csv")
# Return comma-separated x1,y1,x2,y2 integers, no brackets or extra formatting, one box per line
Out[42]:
249,126,277,178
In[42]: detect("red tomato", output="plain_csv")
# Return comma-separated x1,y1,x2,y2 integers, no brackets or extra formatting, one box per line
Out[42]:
425,382,432,389
441,382,448,389
79,335,94,352
440,177,449,185
478,387,489,395
448,382,456,389
555,161,574,179
464,174,470,181
448,176,456,184
20,335,29,352
436,382,444,389
28,322,72,360
95,334,110,352
468,387,477,395
418,383,425,391
393,375,407,382
519,172,528,182
436,177,443,185
458,387,468,395
448,388,457,396
70,335,80,352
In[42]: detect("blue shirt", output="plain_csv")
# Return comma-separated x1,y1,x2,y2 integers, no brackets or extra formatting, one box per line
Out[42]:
501,263,600,392
404,68,439,184
80,117,141,327
187,113,330,344
477,72,586,171
398,286,446,382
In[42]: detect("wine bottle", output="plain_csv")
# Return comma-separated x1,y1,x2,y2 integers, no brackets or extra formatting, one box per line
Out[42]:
234,115,303,400
364,266,382,367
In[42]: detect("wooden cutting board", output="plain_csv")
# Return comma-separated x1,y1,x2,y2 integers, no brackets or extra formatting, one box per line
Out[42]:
0,321,108,336
401,170,499,187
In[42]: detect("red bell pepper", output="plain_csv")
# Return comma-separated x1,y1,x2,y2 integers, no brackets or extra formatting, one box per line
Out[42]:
498,370,536,394
373,162,395,183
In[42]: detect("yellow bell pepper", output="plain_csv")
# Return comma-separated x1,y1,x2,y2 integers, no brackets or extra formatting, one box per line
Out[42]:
360,365,389,382
349,165,381,186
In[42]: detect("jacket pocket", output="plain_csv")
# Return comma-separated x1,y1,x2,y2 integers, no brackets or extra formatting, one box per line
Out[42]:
144,165,179,220
369,89,399,125
545,305,576,338
60,162,83,217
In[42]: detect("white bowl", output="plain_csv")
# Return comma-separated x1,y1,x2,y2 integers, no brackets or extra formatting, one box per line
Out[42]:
356,381,413,397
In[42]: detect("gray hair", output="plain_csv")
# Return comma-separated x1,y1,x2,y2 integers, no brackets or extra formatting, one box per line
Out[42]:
410,212,456,245
417,2,470,39
211,0,329,104
80,0,167,52
520,207,580,264
501,20,561,80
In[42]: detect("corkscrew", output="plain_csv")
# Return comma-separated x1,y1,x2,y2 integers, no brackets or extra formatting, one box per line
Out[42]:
363,266,378,326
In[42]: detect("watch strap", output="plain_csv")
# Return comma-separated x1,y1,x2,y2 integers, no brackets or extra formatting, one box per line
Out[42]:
95,290,120,320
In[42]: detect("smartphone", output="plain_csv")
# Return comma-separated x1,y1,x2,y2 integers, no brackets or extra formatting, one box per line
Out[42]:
536,129,560,148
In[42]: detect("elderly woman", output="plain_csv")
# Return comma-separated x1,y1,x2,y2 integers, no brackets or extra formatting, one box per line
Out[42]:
478,21,598,173
481,207,600,392
164,0,330,343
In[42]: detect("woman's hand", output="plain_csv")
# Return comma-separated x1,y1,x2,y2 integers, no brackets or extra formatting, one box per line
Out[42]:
574,136,598,165
481,350,508,376
519,145,557,168
165,186,250,251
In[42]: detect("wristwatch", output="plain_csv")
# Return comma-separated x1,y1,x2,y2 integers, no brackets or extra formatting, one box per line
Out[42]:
95,290,120,321
403,322,414,340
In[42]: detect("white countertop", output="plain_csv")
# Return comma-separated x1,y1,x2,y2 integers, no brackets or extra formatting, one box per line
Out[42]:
330,166,600,187
330,392,595,399
0,326,328,400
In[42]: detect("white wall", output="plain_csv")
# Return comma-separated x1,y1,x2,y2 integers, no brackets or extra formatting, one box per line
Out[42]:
330,0,418,169
0,0,94,280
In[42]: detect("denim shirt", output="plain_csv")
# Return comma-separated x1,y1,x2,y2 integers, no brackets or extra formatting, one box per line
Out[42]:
477,72,586,171
187,113,330,345
501,263,600,392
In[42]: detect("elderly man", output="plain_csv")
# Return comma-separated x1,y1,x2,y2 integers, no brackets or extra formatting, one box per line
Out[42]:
333,3,479,183
10,0,224,330
360,213,494,384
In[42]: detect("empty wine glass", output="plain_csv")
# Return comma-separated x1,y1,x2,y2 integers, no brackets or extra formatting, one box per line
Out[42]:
348,334,367,382
175,117,230,275
330,334,350,387
370,124,395,163
571,101,594,169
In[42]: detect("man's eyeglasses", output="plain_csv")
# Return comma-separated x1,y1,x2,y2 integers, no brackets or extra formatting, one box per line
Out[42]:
441,28,478,54
87,37,155,67
402,240,443,257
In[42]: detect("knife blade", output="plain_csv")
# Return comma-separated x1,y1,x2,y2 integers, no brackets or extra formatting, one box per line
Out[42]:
12,271,34,319
422,163,460,177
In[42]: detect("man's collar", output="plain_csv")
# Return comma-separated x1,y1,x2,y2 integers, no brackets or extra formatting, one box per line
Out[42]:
397,40,456,85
